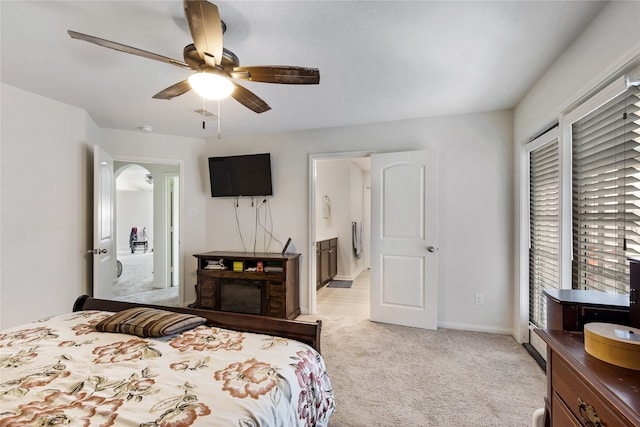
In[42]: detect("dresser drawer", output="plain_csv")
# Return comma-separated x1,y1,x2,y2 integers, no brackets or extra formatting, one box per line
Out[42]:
551,352,630,426
552,392,582,427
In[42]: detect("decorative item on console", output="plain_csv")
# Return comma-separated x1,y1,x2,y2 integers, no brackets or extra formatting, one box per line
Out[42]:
205,259,226,270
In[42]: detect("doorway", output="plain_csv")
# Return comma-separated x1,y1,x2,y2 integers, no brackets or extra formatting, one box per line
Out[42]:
112,161,180,305
309,150,438,329
309,152,372,316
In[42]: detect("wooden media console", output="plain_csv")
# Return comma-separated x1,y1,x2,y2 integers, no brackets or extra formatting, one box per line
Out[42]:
193,251,300,320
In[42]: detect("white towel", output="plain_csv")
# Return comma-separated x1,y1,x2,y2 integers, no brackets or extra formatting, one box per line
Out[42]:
352,222,363,259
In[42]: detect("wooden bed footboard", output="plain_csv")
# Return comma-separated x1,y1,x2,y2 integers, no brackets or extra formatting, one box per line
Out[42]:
73,295,322,353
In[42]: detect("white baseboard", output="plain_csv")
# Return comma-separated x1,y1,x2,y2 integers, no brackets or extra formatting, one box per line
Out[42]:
438,320,512,335
529,325,547,361
334,265,367,281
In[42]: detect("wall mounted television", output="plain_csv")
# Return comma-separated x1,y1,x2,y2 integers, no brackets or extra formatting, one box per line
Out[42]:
208,153,273,197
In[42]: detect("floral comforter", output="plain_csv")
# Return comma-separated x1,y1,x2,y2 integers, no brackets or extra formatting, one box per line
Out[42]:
0,311,335,426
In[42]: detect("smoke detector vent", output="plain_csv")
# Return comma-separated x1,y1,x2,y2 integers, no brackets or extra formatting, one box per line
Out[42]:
192,108,221,121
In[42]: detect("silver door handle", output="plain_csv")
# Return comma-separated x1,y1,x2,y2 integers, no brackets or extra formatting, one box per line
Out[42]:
427,246,436,253
88,248,108,255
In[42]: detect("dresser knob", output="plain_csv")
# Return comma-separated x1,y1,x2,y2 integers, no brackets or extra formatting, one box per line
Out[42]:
578,398,604,427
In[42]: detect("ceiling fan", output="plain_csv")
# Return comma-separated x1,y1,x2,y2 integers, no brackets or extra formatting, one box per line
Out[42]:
68,0,320,113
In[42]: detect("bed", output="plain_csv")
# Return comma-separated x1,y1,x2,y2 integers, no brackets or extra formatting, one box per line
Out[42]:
0,296,335,426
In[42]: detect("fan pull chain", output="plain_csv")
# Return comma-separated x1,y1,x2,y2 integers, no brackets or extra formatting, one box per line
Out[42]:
197,98,222,138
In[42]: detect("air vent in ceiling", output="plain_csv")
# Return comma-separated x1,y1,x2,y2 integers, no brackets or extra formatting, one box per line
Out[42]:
192,108,221,121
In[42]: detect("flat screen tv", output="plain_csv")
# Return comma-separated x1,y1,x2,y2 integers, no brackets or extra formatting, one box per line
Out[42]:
208,153,273,197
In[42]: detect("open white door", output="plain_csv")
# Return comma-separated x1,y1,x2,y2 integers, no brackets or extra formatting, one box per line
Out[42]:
370,150,438,329
92,145,116,299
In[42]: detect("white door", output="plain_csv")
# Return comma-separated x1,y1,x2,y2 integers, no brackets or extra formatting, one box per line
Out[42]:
170,175,180,287
370,150,438,329
92,145,116,299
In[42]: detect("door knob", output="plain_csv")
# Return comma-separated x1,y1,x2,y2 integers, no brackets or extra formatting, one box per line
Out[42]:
88,248,108,255
427,246,436,253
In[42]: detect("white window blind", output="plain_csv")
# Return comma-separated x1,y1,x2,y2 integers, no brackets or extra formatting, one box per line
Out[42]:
572,86,640,294
529,139,560,328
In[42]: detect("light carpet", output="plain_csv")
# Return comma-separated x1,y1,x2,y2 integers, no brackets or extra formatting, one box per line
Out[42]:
112,252,178,306
300,314,546,426
113,252,155,296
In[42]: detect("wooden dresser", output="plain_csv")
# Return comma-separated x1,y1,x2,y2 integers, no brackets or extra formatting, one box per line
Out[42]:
535,328,640,427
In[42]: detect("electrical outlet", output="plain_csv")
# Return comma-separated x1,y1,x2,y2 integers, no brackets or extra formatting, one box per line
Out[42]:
475,293,485,305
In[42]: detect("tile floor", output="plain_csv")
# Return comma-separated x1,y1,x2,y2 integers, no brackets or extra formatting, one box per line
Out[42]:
315,269,370,319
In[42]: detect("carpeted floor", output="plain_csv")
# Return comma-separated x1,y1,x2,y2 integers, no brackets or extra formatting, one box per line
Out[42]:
112,251,178,305
306,315,546,426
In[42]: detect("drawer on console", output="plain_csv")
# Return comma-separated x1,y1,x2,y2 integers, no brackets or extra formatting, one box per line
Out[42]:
198,297,215,309
551,352,630,426
267,299,285,318
198,269,225,278
198,281,215,294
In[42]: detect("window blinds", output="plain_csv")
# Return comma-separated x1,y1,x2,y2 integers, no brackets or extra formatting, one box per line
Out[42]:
529,139,560,328
572,86,640,294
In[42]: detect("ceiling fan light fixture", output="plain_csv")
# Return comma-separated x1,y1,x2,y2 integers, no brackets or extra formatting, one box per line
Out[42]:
188,71,234,100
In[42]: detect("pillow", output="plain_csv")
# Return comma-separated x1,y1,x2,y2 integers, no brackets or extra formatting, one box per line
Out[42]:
95,307,207,337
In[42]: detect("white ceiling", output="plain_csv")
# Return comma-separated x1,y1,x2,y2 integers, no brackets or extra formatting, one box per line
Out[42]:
1,1,606,139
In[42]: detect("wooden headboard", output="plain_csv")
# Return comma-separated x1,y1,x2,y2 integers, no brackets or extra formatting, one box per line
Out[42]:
73,295,322,353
